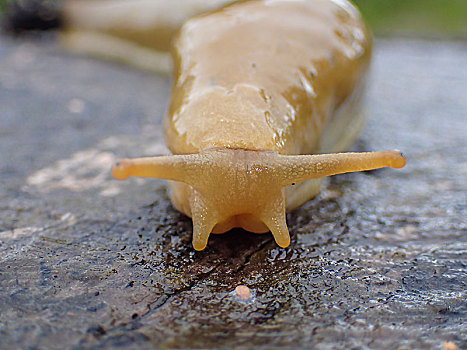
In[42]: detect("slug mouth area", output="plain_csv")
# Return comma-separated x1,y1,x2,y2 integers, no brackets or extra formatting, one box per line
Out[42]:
212,214,270,234
111,147,405,250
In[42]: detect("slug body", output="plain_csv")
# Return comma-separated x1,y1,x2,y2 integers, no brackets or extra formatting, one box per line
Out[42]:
165,0,372,213
71,0,407,250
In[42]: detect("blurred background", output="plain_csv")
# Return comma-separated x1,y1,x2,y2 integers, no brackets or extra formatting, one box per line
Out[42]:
0,0,466,39
353,0,467,39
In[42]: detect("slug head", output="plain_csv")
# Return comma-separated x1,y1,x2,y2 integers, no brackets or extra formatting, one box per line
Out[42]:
112,148,405,250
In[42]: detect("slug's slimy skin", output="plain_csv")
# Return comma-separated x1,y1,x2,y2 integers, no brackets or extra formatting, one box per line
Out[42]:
66,0,406,250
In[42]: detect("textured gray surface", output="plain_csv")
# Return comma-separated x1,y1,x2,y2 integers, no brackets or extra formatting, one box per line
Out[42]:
0,35,466,350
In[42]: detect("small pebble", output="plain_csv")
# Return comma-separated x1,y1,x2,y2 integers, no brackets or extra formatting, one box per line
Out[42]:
442,341,458,350
235,285,251,300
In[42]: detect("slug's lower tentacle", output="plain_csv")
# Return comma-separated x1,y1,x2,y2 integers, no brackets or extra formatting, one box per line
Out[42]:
189,191,218,251
258,190,290,248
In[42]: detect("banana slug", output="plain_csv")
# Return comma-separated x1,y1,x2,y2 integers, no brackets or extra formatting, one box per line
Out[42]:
74,0,407,250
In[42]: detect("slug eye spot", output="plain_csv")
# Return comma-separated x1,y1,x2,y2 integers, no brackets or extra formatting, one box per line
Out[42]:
111,160,131,180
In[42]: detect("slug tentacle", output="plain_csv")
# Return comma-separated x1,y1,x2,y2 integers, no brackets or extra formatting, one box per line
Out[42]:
111,154,201,184
189,190,219,251
274,150,406,186
258,190,290,248
112,148,405,249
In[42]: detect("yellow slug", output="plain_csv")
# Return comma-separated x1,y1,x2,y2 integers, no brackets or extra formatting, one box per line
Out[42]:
63,0,405,250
